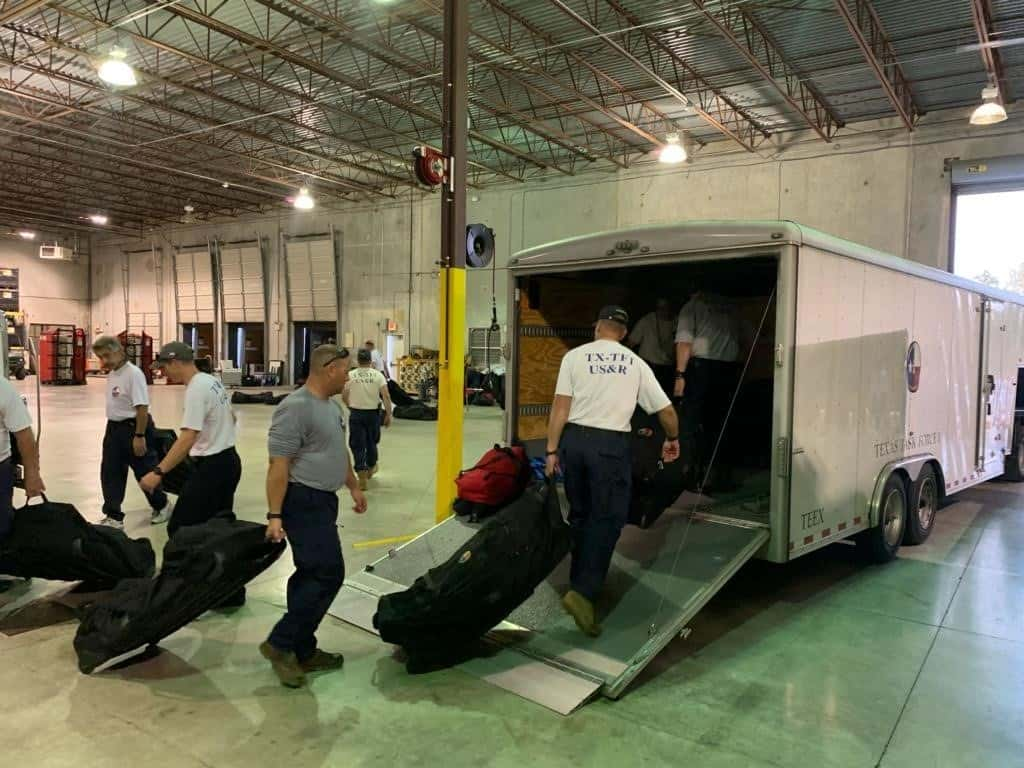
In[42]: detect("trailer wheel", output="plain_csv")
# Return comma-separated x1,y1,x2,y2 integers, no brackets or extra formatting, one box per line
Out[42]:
904,465,938,545
1004,430,1024,482
858,474,906,563
14,368,25,381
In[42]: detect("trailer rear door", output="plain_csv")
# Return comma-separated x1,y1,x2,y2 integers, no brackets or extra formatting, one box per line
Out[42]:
330,500,768,711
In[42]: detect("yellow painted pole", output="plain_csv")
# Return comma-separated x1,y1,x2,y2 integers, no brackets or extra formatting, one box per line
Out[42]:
434,267,466,522
434,0,468,524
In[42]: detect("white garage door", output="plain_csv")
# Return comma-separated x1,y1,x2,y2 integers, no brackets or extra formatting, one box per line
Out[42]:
286,238,337,322
220,242,264,322
175,247,215,323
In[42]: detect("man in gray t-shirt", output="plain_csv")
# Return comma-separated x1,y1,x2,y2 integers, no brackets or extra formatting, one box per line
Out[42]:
260,345,368,689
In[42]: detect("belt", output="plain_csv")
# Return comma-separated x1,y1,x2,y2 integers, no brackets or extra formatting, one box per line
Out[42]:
109,418,140,426
192,446,236,464
349,407,379,413
565,423,629,438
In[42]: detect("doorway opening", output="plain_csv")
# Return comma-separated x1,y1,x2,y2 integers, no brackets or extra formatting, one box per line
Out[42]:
952,187,1024,292
293,321,337,383
181,322,214,360
227,322,264,372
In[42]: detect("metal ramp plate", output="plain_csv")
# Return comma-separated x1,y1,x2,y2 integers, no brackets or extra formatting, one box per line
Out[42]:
330,495,769,708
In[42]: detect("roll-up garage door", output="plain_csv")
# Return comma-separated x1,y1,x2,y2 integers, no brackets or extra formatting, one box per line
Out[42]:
286,237,337,322
220,242,264,322
175,247,215,323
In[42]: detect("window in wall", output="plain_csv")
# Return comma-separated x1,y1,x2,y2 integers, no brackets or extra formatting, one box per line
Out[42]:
953,188,1024,292
468,327,502,369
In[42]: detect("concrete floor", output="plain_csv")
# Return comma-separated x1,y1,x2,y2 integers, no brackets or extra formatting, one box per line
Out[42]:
3,379,1024,767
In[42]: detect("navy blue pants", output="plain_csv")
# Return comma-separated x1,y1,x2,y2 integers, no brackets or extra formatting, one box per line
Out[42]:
349,408,380,472
167,447,241,538
268,483,344,662
101,419,168,522
560,424,632,601
0,458,13,541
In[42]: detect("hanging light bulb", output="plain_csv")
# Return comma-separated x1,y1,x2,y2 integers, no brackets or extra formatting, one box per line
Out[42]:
293,187,315,210
658,133,687,164
16,230,35,240
98,47,137,87
88,214,109,225
970,86,1007,126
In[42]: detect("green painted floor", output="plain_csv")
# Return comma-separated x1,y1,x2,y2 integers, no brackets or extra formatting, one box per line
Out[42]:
3,379,1024,767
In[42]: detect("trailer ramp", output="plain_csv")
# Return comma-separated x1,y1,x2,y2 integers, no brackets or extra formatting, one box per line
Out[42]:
330,494,769,712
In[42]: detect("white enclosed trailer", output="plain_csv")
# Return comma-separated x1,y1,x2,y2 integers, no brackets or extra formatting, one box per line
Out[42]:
332,221,1024,713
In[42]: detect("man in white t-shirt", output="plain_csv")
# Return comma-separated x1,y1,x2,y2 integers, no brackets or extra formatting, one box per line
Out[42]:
364,340,389,380
140,342,241,541
92,336,171,530
545,306,680,637
343,348,392,489
0,378,44,543
673,292,741,489
627,298,676,396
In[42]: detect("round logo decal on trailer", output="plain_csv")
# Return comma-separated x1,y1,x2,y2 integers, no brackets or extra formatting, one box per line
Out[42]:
906,341,922,393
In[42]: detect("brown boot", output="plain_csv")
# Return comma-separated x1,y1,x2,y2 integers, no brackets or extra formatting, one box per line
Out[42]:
300,649,345,674
562,590,602,637
260,641,306,688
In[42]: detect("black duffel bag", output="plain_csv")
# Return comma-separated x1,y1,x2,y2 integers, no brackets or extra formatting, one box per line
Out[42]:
386,379,416,407
151,428,194,496
374,480,569,671
0,496,155,587
628,406,686,529
393,403,438,421
73,518,287,673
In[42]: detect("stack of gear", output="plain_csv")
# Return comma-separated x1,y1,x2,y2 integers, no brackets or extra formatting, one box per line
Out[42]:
73,519,287,673
453,445,531,522
393,403,438,421
398,354,439,397
151,428,194,496
0,497,155,588
374,481,570,672
230,391,288,406
628,405,686,529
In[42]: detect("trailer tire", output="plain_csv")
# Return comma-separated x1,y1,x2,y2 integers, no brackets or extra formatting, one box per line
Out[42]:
1004,430,1024,482
14,368,25,381
904,465,938,545
858,474,906,563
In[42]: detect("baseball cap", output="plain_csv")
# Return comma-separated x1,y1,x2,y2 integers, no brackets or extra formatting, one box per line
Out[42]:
357,348,372,364
596,305,629,326
151,341,195,369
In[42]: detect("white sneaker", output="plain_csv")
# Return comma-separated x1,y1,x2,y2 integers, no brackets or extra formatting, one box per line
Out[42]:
98,516,125,531
151,501,173,526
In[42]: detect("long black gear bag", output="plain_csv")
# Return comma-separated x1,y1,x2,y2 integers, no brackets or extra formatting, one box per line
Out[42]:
393,403,438,421
628,406,686,529
0,497,155,587
151,428,195,496
230,391,288,405
73,518,287,674
373,480,569,669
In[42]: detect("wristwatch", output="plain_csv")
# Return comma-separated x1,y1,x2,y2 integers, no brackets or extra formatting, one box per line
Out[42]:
267,513,283,520
546,449,558,456
134,433,146,438
666,435,679,441
675,371,686,380
152,466,165,477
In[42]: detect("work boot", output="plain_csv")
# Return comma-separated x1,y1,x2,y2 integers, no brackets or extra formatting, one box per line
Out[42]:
562,590,602,637
358,471,369,491
300,649,345,674
260,641,306,688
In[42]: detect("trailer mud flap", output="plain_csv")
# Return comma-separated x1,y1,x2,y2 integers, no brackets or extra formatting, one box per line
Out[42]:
330,506,768,710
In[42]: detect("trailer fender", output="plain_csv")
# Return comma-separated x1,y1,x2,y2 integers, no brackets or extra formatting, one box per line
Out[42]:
868,454,940,528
